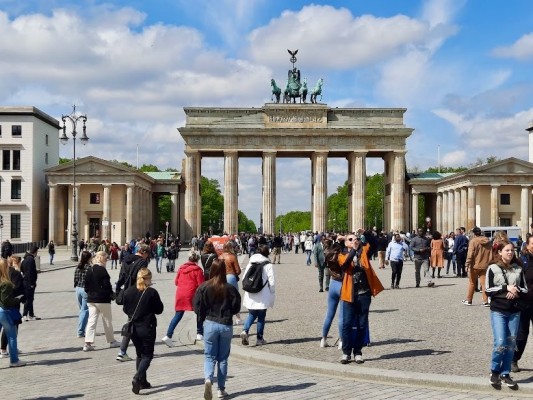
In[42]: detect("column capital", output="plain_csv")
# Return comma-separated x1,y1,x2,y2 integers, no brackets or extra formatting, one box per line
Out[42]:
491,184,501,188
393,150,407,156
184,149,200,156
102,183,112,188
224,150,239,156
521,184,532,188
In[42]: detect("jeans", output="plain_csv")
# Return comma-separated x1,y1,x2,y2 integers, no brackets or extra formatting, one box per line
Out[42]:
0,307,20,363
110,259,118,269
75,287,89,336
514,307,533,362
155,256,162,273
226,274,239,291
414,259,432,286
22,284,36,317
167,311,203,338
167,259,176,272
341,294,371,356
131,324,156,385
243,309,267,339
305,250,312,265
446,253,456,274
203,320,232,391
49,253,54,264
390,260,404,286
317,264,326,290
456,252,467,276
490,310,520,375
294,244,299,254
321,278,343,338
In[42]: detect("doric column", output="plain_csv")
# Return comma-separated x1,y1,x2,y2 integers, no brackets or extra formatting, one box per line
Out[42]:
520,185,530,239
126,185,133,241
441,191,450,234
348,152,366,232
262,151,276,235
411,192,419,231
391,151,406,231
184,150,201,240
467,186,476,230
103,184,111,240
49,185,57,243
491,185,499,226
436,192,442,232
312,151,328,233
224,151,239,235
460,187,468,229
454,188,461,229
170,192,178,236
448,189,455,231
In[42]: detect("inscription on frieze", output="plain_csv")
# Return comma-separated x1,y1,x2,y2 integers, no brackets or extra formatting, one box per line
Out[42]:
264,107,328,128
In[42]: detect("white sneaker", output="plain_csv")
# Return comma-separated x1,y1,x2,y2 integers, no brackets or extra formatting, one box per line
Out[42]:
82,344,95,352
0,350,8,358
217,389,228,398
204,379,212,400
320,338,329,348
354,354,364,364
240,331,249,346
161,336,174,347
196,334,204,341
109,340,120,348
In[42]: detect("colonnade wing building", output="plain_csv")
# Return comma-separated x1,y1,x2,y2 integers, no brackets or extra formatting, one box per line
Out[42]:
178,103,413,240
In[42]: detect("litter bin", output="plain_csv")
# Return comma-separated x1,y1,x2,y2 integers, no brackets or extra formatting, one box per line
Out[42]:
35,254,41,272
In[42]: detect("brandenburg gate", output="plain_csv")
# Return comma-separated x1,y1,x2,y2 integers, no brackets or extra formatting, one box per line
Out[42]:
178,103,413,240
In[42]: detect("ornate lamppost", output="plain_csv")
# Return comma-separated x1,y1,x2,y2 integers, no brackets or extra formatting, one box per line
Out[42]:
60,105,89,261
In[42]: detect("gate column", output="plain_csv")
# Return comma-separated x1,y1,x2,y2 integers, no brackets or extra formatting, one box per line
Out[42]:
224,151,239,235
348,151,366,231
312,151,328,232
391,151,406,231
262,151,276,235
184,150,201,240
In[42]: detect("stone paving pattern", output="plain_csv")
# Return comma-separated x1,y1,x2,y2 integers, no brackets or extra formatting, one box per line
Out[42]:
1,247,532,399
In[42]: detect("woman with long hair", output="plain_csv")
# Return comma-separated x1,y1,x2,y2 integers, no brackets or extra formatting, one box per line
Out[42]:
486,239,528,390
83,251,120,351
1,256,23,359
123,267,164,395
0,258,25,367
162,250,204,347
193,259,241,400
201,241,217,281
219,241,242,325
74,251,92,338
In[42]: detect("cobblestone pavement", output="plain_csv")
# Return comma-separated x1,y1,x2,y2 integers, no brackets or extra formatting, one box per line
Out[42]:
1,247,532,399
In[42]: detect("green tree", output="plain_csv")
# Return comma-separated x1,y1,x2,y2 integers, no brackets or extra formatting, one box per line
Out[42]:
59,157,70,164
365,174,384,230
201,176,224,234
238,211,257,233
139,164,160,172
275,211,311,233
327,182,349,232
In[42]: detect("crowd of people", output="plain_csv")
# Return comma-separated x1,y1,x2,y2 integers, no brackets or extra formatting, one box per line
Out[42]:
1,224,533,395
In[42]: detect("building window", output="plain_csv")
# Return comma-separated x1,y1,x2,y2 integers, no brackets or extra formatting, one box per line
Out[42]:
2,150,10,170
11,214,21,238
11,125,22,136
90,193,101,204
13,150,20,170
46,134,49,146
11,179,21,200
500,217,512,226
45,153,48,165
500,193,510,205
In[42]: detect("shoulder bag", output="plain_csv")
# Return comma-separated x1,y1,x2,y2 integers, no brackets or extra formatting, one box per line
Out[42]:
121,289,147,339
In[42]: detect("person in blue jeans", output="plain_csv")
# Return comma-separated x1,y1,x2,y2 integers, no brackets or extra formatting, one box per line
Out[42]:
240,244,275,346
304,235,314,265
0,258,26,367
486,239,528,390
193,259,241,400
74,251,92,337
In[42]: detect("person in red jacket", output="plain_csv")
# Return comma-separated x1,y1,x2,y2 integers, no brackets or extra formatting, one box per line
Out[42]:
161,250,204,347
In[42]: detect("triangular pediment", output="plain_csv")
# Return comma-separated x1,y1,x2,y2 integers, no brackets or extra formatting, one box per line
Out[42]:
468,157,533,175
46,156,137,175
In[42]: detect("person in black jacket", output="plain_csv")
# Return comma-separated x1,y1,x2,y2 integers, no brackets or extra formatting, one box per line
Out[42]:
83,251,120,351
193,259,241,400
1,240,13,259
166,242,178,272
123,267,163,395
116,245,150,361
21,246,40,321
1,255,24,358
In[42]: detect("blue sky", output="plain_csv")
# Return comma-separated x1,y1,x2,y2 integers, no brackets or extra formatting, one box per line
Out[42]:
1,0,533,225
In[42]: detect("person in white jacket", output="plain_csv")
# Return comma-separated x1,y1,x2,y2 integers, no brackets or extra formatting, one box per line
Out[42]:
240,244,275,346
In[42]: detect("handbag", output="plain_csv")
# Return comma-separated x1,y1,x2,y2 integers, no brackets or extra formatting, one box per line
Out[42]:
121,289,147,339
498,266,530,312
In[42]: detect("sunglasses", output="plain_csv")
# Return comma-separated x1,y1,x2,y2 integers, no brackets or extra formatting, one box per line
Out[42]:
347,237,358,242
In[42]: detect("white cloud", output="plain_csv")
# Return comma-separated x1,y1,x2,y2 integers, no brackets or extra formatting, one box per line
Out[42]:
492,33,533,60
441,150,467,166
247,5,428,69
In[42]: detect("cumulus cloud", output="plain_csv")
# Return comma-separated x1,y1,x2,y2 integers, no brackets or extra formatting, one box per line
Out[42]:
492,33,533,60
441,150,467,167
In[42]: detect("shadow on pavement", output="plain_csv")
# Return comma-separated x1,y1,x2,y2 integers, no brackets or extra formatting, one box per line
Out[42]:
370,309,399,314
36,291,75,294
231,382,317,397
25,395,84,399
31,357,91,366
143,378,206,395
368,349,451,360
370,338,425,346
38,315,77,320
24,346,82,355
267,337,321,345
156,349,199,358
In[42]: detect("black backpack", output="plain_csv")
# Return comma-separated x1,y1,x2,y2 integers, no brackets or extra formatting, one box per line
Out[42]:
242,261,270,293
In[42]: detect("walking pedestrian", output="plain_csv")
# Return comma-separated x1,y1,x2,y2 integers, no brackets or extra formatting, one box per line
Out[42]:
47,240,55,265
74,251,91,338
462,227,492,306
219,241,242,325
304,234,313,266
410,229,434,287
21,246,40,321
162,250,205,347
123,268,164,395
430,231,445,279
312,235,329,292
240,244,275,347
486,239,527,390
193,259,241,400
0,256,24,361
385,233,408,289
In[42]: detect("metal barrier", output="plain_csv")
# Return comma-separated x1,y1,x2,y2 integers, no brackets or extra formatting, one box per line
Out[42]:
11,240,47,254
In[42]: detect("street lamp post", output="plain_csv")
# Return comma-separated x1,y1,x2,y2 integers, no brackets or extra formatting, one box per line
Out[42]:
60,105,89,262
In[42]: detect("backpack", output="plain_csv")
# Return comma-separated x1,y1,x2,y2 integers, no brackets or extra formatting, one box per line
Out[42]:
242,261,270,293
